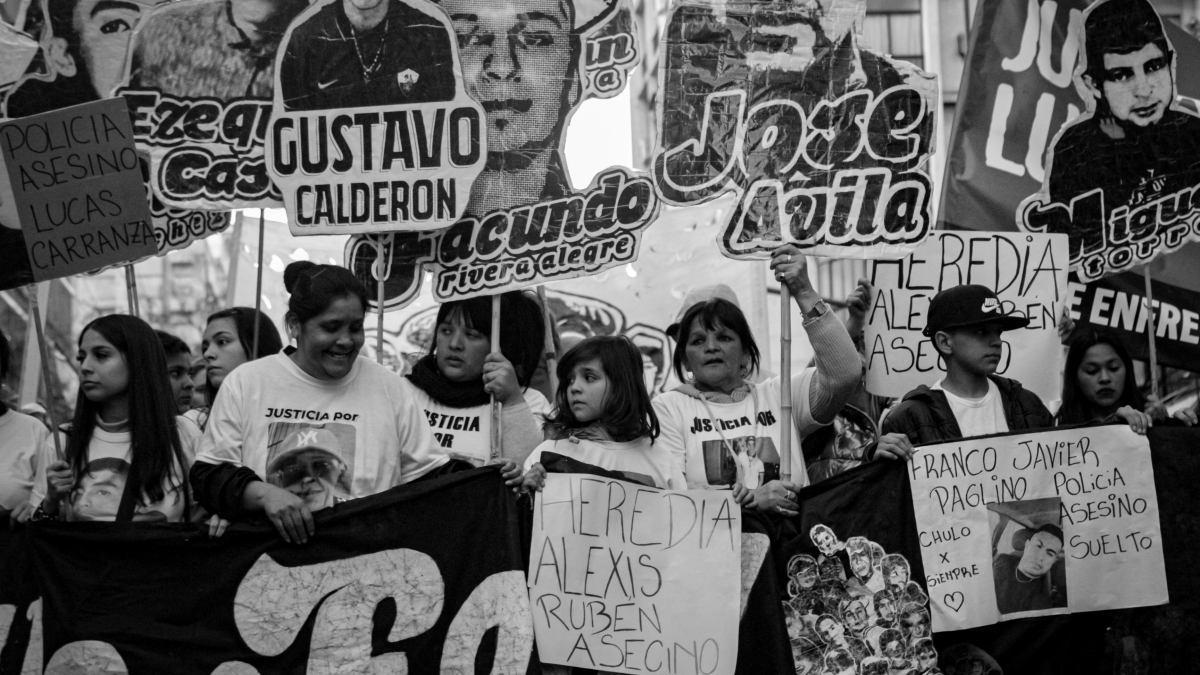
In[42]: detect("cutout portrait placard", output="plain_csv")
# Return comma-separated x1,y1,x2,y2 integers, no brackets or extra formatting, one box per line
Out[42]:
343,0,658,305
651,0,938,261
267,0,487,234
1018,0,1200,282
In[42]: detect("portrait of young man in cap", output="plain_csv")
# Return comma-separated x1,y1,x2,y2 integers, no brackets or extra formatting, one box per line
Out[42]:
266,426,354,512
992,522,1067,614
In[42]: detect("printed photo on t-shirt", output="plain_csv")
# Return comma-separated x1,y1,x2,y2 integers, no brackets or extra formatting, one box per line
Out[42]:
65,457,180,522
265,422,357,512
701,436,780,489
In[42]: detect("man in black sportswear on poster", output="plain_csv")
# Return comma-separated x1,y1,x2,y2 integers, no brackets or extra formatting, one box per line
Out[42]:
1042,0,1200,259
279,0,455,111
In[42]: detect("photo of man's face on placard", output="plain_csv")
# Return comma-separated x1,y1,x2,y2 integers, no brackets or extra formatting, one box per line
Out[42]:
266,423,356,511
987,497,1068,616
1019,0,1200,282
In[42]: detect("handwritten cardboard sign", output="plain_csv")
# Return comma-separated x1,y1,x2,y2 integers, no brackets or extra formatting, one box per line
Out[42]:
864,231,1069,405
0,98,156,291
909,426,1168,631
652,0,939,261
529,474,740,675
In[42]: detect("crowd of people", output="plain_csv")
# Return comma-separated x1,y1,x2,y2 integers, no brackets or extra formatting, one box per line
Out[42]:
0,244,1190,669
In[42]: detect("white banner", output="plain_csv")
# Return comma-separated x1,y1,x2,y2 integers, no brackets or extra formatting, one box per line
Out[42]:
865,231,1069,404
910,425,1168,631
529,474,740,675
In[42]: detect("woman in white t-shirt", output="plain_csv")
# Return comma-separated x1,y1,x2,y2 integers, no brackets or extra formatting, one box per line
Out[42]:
652,246,860,516
0,332,49,523
402,291,550,468
192,262,513,544
35,315,200,522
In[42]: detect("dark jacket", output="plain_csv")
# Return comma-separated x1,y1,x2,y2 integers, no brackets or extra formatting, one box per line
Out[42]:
878,376,1054,449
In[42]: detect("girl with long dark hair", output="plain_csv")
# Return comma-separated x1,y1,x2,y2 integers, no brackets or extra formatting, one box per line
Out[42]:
187,307,283,430
35,315,201,522
1057,329,1196,431
521,336,683,491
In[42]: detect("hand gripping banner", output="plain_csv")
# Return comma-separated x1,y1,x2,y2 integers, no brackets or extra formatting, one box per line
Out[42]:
1017,0,1200,282
342,0,661,307
2,0,231,259
650,0,939,261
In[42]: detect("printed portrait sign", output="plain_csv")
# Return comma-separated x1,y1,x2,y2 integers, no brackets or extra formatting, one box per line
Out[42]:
266,0,487,235
2,0,231,258
1018,0,1200,282
651,0,938,261
115,0,309,210
910,426,1168,631
529,473,741,675
343,0,659,303
0,99,157,290
783,526,937,675
864,231,1070,405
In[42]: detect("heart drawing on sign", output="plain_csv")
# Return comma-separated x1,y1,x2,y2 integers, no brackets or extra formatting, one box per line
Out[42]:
944,592,965,612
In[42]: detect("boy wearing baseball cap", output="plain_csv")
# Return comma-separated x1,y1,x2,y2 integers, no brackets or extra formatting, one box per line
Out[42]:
879,285,1054,445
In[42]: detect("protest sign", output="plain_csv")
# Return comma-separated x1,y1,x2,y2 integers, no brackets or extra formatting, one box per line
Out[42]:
1015,0,1200,282
343,0,659,303
266,0,487,235
863,231,1069,404
115,0,301,210
939,0,1200,237
910,425,1168,632
1067,271,1200,372
0,99,157,291
2,0,232,260
529,473,741,675
650,0,939,261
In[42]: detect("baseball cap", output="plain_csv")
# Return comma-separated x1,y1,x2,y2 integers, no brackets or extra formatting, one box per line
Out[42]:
268,427,344,474
921,285,1030,337
667,284,742,339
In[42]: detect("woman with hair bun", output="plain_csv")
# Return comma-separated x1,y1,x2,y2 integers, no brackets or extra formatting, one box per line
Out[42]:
191,261,461,543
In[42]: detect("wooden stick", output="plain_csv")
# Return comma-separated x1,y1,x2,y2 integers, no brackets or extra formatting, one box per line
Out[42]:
124,264,139,317
779,284,793,482
537,285,558,394
375,236,387,365
252,209,265,360
490,294,502,462
1143,266,1159,399
28,286,63,461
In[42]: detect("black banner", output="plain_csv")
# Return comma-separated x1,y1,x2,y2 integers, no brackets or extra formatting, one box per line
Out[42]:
1068,272,1200,372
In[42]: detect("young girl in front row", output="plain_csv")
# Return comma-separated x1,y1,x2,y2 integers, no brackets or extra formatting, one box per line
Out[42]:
34,315,202,522
523,336,685,490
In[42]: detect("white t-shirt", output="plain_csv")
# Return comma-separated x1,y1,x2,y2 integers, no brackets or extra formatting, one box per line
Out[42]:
400,381,550,467
653,371,819,490
524,436,686,490
933,378,1009,439
195,354,449,499
0,410,48,510
31,416,201,522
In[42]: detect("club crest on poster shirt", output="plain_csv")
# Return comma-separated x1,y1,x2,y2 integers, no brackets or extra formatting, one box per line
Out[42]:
1018,0,1200,282
1,0,231,259
266,0,487,234
650,0,938,262
343,0,660,302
